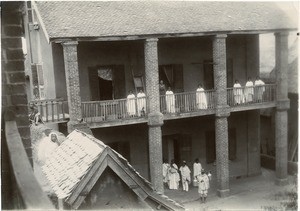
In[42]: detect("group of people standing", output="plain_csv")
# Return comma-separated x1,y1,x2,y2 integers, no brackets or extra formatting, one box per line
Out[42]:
126,89,146,117
163,159,211,203
233,76,266,105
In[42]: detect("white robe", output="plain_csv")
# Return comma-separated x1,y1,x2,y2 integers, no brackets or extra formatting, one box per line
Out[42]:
166,90,175,113
168,164,180,189
126,94,136,116
196,88,208,109
197,174,210,192
137,92,146,116
244,81,254,103
193,162,202,178
233,83,244,104
37,136,59,165
179,165,191,182
254,79,265,101
162,163,170,183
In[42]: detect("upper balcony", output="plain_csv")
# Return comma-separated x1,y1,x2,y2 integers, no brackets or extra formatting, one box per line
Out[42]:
30,84,276,128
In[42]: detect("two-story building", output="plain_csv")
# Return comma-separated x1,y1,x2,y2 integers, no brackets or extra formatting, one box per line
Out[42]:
25,1,297,197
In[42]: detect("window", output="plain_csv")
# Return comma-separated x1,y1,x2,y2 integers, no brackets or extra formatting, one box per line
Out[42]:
31,63,45,99
159,64,183,92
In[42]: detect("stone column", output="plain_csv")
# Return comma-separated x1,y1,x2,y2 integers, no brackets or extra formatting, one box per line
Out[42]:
62,41,92,135
213,34,230,197
144,38,164,193
274,32,289,185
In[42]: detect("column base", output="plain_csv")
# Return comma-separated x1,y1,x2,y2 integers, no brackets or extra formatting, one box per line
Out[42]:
217,189,230,198
67,121,93,136
275,178,288,186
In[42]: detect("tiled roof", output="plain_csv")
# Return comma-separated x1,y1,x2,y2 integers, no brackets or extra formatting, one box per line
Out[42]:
42,130,184,210
42,130,105,199
34,1,297,40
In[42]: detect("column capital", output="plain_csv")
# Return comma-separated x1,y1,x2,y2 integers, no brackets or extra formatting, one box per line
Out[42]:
61,40,78,46
214,34,227,39
148,112,164,127
274,31,289,37
145,38,159,43
276,99,290,111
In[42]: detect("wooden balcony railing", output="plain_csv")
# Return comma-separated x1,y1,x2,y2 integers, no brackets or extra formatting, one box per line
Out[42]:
2,120,54,209
82,97,148,123
160,90,215,114
30,98,69,123
227,84,277,107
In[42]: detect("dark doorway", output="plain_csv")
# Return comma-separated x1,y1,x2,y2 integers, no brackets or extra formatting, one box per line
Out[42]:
88,65,126,101
162,134,192,166
99,77,113,100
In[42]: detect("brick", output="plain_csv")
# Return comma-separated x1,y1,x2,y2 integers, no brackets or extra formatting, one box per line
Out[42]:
4,25,23,37
3,108,16,121
6,49,24,61
2,37,22,48
7,72,25,83
11,94,28,105
10,84,27,95
15,115,30,127
2,84,12,95
15,105,29,115
4,60,25,72
2,96,8,107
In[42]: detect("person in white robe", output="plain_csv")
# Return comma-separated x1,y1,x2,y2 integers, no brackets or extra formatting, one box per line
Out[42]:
162,160,170,187
244,78,254,103
179,161,191,192
254,76,265,102
233,80,244,105
126,91,136,117
196,169,210,203
168,159,180,190
196,84,208,109
166,87,176,113
193,158,202,186
137,89,146,117
37,132,60,165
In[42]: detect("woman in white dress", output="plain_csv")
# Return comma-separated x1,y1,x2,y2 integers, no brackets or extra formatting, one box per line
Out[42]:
196,84,208,109
254,76,265,102
126,91,136,117
244,77,254,103
233,80,244,105
168,159,180,190
166,87,175,113
137,89,146,117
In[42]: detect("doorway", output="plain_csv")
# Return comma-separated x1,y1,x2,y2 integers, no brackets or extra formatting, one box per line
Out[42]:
162,134,192,166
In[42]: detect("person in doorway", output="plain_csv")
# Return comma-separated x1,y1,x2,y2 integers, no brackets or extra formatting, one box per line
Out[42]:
254,76,265,102
168,159,180,190
233,80,244,105
179,161,191,192
162,159,170,188
137,89,146,117
196,84,208,109
126,91,136,117
197,169,210,203
166,87,176,113
244,77,254,103
193,158,202,186
159,80,166,95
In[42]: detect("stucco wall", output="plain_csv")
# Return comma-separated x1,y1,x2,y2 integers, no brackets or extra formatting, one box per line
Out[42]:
91,111,258,180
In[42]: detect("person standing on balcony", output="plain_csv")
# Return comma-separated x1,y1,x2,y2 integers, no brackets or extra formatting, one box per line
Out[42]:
137,89,146,117
159,80,166,95
179,161,191,192
254,76,265,102
196,84,208,109
29,104,44,126
244,77,254,103
233,80,244,105
166,87,176,113
168,159,180,190
193,158,202,186
126,91,136,117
